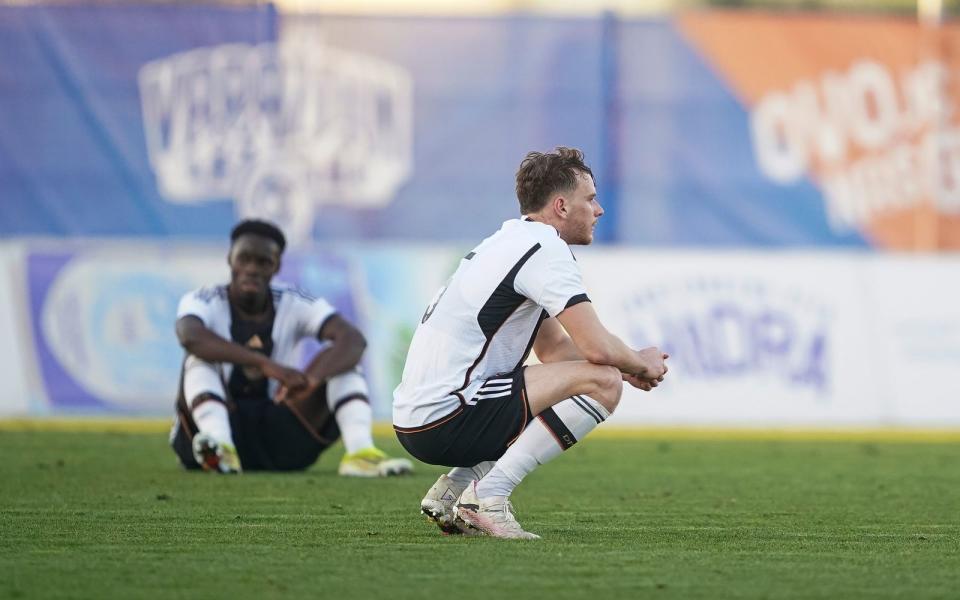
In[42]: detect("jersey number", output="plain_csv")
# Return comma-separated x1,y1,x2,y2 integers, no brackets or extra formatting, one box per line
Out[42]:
421,285,448,324
421,253,474,324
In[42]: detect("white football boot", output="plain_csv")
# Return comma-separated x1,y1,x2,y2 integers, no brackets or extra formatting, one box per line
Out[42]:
191,432,242,474
455,481,540,540
420,474,481,536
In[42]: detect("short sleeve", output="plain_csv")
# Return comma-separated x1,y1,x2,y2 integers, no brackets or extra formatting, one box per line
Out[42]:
513,242,590,317
288,290,338,339
177,287,220,326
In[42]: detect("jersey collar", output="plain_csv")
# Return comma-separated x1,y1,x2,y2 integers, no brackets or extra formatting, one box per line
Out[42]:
519,216,560,237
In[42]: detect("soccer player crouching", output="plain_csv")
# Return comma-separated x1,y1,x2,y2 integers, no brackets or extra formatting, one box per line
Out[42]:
393,147,667,539
170,219,412,477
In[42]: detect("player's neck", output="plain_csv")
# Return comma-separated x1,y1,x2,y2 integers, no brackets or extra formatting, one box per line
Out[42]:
522,213,564,239
228,288,272,320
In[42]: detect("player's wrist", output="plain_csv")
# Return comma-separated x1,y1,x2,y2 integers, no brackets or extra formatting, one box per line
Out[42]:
253,353,273,371
303,366,327,385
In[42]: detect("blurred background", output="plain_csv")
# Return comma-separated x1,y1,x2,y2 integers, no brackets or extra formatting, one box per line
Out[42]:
1,0,958,428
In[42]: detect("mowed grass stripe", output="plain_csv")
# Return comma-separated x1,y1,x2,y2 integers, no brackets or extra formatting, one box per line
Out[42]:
3,417,960,442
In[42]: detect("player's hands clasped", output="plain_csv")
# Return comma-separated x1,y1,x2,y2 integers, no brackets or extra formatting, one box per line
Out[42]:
625,347,669,392
262,361,310,401
277,374,322,403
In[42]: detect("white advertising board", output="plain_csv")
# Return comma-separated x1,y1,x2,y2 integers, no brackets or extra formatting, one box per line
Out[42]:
0,243,32,415
3,240,958,426
866,256,960,425
578,250,955,426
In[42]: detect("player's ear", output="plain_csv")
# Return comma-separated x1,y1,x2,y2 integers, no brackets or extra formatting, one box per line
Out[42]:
273,255,282,276
553,194,568,218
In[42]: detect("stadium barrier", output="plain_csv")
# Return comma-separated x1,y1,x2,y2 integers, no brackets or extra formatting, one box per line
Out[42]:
0,240,957,426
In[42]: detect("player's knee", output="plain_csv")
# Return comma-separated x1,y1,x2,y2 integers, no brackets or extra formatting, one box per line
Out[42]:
589,365,623,412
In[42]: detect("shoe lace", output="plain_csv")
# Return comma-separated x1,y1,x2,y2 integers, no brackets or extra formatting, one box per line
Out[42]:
488,499,520,523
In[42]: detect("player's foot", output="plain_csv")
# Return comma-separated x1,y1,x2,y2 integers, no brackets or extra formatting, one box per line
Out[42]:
191,432,242,474
338,447,414,478
420,474,481,536
455,481,540,540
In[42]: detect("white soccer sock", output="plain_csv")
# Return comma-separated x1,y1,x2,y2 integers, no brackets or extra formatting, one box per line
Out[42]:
476,395,609,499
191,399,235,447
334,398,375,455
447,461,495,489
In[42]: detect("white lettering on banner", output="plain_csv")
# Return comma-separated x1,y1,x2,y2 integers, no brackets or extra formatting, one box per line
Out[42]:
750,60,959,229
138,38,413,245
622,278,831,392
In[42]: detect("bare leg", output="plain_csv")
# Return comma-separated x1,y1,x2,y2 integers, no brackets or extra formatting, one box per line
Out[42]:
473,360,622,500
522,360,623,415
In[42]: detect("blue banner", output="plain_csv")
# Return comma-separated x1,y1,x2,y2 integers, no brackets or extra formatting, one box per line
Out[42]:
0,4,277,237
0,7,877,248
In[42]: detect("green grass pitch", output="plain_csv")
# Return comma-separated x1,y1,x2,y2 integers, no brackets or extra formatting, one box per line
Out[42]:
1,428,958,599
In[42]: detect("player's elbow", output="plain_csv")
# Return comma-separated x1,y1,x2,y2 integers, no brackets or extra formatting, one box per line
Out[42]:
178,335,203,357
176,327,198,354
175,317,206,356
343,329,367,363
350,329,367,354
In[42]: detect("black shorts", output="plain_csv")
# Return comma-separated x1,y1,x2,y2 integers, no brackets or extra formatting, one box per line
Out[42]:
394,366,532,468
171,386,341,472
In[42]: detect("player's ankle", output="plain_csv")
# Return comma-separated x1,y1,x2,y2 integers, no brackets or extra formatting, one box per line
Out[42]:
475,482,512,500
475,467,517,498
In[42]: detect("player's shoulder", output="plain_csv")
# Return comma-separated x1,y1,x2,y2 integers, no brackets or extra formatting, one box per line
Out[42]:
270,281,324,305
183,284,228,304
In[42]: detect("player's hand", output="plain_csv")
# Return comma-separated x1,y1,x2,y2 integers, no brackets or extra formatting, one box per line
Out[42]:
635,347,669,380
623,372,661,392
263,362,309,399
278,374,321,403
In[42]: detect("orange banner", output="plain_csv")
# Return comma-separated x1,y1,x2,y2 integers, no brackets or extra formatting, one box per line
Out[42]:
679,11,960,250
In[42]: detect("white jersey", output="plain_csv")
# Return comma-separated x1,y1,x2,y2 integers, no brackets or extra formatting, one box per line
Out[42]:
393,218,590,428
177,282,337,397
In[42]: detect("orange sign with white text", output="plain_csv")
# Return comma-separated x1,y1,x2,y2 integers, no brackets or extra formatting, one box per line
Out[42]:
679,12,960,250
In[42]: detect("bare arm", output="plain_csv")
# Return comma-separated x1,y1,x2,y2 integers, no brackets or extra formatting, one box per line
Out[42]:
532,317,584,363
555,302,667,379
175,315,307,390
302,315,367,384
